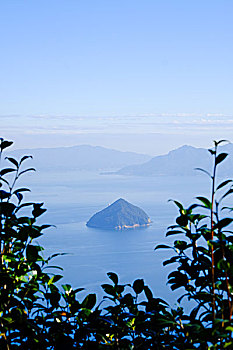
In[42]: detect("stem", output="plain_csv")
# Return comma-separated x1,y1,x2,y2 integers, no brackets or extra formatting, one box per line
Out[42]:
211,145,217,323
216,202,232,321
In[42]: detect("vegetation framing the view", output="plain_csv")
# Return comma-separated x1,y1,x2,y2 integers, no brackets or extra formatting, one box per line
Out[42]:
1,137,233,349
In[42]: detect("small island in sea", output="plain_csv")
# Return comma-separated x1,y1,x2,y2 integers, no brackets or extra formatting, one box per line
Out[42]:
86,198,151,230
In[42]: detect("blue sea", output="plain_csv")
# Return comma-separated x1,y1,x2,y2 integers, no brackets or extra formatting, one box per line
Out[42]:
23,170,209,305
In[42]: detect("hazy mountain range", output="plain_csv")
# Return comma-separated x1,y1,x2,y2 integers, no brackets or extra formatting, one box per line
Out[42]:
117,144,233,177
8,143,233,177
10,145,151,172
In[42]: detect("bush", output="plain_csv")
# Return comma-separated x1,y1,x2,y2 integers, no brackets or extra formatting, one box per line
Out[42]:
1,137,233,349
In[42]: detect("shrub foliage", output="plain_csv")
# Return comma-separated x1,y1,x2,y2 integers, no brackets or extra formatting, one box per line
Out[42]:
1,138,233,349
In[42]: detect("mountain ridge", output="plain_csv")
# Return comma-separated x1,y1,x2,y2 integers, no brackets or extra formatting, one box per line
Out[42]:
116,144,233,177
9,145,151,172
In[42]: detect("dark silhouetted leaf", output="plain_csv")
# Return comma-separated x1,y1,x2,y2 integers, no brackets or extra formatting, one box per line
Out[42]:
0,140,13,150
216,152,228,165
107,272,118,285
82,293,96,309
216,180,233,191
133,279,144,294
5,157,18,168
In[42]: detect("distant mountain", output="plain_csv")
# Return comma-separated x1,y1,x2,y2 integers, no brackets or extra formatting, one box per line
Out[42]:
86,198,151,230
10,145,151,172
116,144,233,177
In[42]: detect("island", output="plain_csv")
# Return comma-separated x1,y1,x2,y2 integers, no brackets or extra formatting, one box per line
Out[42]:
86,198,151,230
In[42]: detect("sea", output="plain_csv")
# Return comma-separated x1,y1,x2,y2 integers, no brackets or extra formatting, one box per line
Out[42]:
22,170,210,306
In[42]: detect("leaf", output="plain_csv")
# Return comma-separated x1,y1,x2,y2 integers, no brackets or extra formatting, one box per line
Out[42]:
168,199,183,211
13,187,31,194
195,168,212,178
19,155,33,165
107,272,118,285
176,215,188,226
62,284,72,293
0,202,16,216
82,293,96,309
0,140,13,151
0,190,11,200
220,188,233,202
48,275,63,285
216,180,233,191
74,287,85,294
163,256,179,266
215,139,229,146
0,168,16,176
216,152,228,165
144,285,153,300
101,283,115,296
18,168,36,177
47,252,68,262
188,204,199,211
26,245,40,262
32,203,46,218
133,279,144,294
15,202,34,213
154,244,171,251
213,218,233,230
166,230,183,237
208,149,216,155
196,196,211,209
5,157,18,168
14,192,23,203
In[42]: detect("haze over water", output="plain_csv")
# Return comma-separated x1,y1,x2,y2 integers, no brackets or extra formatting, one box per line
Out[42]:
20,168,209,305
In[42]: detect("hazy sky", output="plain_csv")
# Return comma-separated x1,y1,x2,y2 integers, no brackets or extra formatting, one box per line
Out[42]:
1,1,233,153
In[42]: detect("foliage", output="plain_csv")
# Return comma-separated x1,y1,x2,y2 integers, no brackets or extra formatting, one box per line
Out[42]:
1,137,233,349
155,140,233,348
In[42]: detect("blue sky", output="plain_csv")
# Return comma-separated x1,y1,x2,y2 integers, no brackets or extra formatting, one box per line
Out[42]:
1,0,233,152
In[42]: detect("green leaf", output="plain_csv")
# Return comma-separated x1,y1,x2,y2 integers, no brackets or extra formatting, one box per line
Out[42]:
48,274,63,285
168,199,183,210
62,284,72,293
196,196,211,209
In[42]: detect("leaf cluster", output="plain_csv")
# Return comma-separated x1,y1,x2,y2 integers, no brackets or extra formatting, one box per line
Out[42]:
2,138,233,349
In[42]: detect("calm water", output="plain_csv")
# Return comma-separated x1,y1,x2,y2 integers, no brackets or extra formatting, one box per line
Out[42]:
23,171,210,305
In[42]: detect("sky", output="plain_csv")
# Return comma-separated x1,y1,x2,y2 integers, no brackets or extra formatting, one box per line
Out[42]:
1,0,233,154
